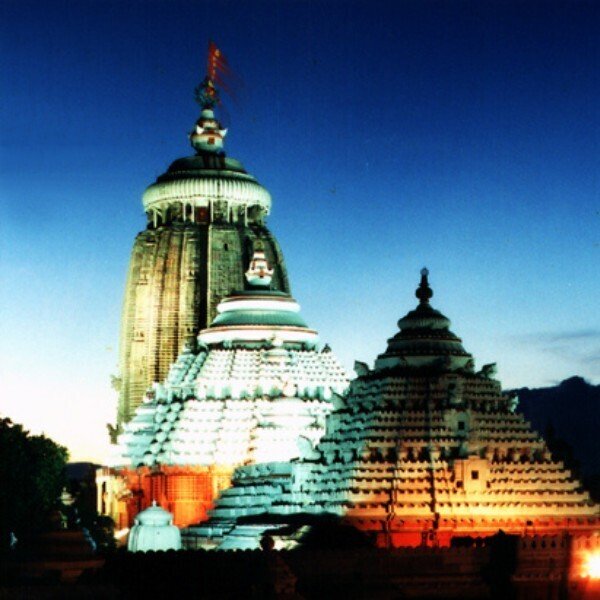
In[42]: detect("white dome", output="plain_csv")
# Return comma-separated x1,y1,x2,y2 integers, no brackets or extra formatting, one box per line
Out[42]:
127,501,181,553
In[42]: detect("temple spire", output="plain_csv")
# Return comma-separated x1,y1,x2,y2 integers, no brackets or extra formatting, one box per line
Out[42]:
416,267,433,305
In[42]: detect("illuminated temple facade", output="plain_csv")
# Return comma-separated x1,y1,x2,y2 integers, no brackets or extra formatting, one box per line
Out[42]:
193,270,600,549
114,80,289,428
99,252,349,528
102,57,599,567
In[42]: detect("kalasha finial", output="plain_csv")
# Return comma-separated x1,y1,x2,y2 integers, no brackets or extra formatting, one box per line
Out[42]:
190,42,235,153
194,76,220,109
416,267,433,304
194,41,231,109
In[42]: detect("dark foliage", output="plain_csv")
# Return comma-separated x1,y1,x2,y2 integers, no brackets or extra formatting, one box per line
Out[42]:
236,512,375,548
98,548,272,599
285,515,374,549
65,462,116,555
0,418,68,552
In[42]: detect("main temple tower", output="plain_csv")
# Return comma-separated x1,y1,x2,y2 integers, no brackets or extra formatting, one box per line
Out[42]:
116,57,290,427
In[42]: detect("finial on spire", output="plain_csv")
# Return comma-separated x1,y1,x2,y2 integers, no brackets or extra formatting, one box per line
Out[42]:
245,245,274,288
190,42,234,153
194,42,232,110
416,267,433,304
194,77,220,109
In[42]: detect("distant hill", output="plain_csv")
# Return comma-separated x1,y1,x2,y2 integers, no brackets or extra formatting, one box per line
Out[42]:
510,377,599,500
66,462,100,481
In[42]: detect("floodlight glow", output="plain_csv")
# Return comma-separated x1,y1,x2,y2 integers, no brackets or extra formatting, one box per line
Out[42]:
114,528,130,540
582,551,600,579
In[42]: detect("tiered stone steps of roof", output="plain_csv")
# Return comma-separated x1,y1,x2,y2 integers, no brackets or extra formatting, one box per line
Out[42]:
195,270,599,548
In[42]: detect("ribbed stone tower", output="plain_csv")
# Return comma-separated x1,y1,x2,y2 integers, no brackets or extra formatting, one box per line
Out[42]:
116,75,289,427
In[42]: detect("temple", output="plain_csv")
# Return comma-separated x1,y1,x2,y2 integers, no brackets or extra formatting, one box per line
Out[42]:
114,67,290,428
99,48,600,594
98,249,349,528
190,270,600,550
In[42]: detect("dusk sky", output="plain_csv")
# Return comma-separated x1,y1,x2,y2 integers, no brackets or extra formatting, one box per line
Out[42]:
1,0,598,462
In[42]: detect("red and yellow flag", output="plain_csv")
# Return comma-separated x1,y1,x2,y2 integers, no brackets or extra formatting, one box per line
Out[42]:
207,41,233,91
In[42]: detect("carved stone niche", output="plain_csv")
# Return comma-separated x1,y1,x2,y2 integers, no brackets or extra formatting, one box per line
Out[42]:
446,379,464,408
429,446,441,462
453,457,489,494
444,409,470,437
395,443,409,461
212,200,228,222
247,205,265,225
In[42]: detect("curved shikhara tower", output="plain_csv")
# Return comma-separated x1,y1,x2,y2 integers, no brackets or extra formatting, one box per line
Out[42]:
116,78,289,427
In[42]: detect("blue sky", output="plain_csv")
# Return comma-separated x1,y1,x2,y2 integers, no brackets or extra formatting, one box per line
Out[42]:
1,0,598,461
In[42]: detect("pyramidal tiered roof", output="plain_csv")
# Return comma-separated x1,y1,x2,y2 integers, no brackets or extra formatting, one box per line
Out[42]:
114,251,349,469
198,270,599,549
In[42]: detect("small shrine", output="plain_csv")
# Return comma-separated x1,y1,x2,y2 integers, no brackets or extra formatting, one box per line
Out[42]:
128,501,182,552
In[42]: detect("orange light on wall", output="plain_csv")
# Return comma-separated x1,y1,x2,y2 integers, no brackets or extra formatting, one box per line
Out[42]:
582,551,600,579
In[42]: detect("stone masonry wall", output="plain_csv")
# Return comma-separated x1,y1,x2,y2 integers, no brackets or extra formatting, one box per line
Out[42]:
117,222,290,426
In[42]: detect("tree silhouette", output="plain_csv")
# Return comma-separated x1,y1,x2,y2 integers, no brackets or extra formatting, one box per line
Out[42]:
0,417,68,552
